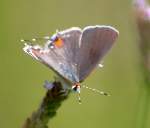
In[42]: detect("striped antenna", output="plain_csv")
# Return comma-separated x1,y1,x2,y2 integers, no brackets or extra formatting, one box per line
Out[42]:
32,36,50,41
20,39,32,43
77,93,82,104
21,36,50,43
82,85,110,96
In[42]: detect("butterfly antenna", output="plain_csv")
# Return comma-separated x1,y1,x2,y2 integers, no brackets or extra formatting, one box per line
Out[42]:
20,39,31,43
20,39,34,47
77,93,82,104
82,85,110,96
31,36,50,42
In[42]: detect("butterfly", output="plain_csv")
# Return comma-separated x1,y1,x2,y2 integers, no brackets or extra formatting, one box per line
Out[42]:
23,25,119,102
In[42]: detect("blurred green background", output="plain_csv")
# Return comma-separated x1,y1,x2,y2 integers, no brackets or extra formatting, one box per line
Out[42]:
0,0,149,128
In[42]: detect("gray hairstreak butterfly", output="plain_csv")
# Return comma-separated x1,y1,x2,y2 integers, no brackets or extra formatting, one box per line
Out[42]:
22,25,119,102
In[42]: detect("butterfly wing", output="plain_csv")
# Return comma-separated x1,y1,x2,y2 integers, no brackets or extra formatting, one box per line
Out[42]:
23,27,82,83
78,26,119,82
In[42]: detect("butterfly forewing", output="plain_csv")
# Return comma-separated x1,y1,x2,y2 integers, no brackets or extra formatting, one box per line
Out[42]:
78,26,119,82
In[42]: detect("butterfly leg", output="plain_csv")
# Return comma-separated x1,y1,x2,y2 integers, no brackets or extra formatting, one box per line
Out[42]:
72,83,82,104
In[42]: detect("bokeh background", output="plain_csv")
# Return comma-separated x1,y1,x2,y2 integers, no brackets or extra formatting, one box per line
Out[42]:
0,0,149,128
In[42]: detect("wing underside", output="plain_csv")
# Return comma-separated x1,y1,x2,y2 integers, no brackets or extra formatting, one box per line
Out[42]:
23,26,119,83
23,27,82,83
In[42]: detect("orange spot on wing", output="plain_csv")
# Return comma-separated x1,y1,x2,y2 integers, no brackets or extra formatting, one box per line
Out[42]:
54,38,64,48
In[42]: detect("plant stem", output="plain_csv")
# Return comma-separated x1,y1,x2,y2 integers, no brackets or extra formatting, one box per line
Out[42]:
22,80,70,128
